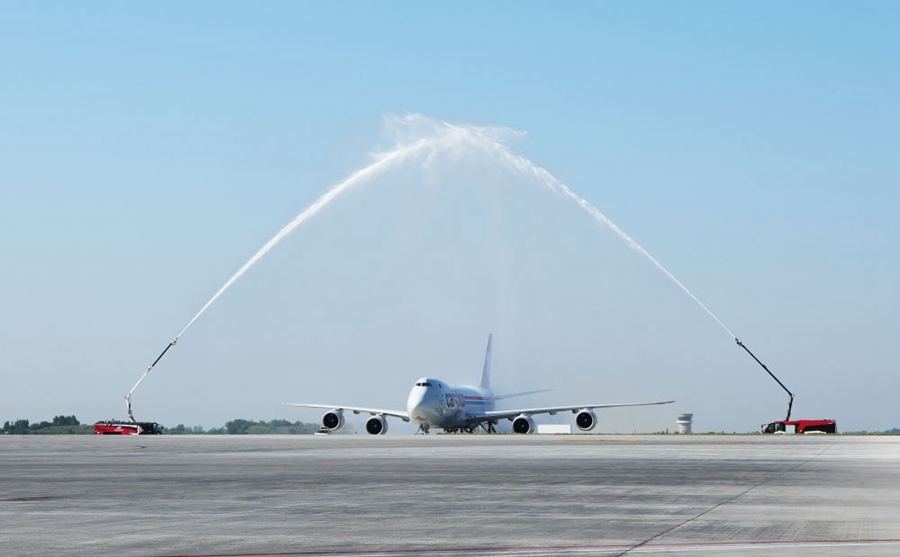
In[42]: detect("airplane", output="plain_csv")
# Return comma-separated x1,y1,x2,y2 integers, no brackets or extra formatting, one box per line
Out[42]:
286,334,674,435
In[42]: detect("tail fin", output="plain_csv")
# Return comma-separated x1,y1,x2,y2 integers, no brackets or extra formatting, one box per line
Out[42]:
494,389,550,401
479,334,493,389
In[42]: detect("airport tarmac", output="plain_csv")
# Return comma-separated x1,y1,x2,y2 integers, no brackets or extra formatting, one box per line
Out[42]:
1,434,899,556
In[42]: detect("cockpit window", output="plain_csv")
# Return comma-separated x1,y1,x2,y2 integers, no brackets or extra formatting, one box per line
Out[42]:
415,382,433,387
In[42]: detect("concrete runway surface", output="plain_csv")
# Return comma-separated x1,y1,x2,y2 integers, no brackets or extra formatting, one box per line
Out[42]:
1,434,899,556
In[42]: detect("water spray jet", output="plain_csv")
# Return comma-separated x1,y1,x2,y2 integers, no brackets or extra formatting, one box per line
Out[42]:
124,129,441,421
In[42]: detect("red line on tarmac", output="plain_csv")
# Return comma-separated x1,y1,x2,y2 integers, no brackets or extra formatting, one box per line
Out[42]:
157,538,900,557
647,538,900,548
157,546,612,557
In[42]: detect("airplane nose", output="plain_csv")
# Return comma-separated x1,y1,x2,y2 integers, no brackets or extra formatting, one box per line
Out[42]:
407,389,428,422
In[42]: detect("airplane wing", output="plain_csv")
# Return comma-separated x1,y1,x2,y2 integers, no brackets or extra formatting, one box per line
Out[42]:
473,400,674,423
284,403,410,422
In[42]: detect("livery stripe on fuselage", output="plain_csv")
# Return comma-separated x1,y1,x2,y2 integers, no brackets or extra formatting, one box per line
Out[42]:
463,395,492,408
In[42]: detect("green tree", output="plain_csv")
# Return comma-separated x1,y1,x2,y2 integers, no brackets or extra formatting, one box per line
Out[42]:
225,419,252,434
52,415,79,426
3,419,30,434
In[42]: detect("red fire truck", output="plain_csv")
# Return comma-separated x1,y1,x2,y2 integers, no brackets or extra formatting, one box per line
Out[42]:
761,419,837,434
94,421,163,435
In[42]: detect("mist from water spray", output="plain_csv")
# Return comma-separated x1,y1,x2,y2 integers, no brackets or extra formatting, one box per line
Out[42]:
388,114,737,338
127,113,736,420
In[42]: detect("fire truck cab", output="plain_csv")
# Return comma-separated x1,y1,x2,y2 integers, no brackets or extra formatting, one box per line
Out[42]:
761,419,836,434
94,421,163,435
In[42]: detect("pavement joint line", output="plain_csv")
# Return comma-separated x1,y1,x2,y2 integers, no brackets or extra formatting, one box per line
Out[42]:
611,439,840,557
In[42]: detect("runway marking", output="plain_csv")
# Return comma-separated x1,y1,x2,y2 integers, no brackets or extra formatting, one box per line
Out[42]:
102,445,149,452
155,538,900,557
555,438,642,443
654,440,757,445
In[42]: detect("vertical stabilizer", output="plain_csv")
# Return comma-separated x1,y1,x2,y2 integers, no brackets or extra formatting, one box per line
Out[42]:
480,334,493,389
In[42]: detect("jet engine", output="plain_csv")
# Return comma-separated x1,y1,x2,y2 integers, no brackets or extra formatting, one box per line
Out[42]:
511,414,536,434
322,410,345,431
575,409,597,432
365,415,388,435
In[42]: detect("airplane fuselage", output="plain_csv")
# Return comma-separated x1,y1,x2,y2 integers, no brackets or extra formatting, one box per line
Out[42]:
406,377,494,431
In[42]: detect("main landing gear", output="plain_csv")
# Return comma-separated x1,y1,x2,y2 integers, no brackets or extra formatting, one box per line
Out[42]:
480,421,497,434
442,421,497,434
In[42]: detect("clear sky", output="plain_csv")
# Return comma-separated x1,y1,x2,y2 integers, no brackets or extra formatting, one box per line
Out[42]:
1,3,897,433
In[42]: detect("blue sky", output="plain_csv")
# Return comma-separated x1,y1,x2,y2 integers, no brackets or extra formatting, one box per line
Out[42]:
1,3,897,432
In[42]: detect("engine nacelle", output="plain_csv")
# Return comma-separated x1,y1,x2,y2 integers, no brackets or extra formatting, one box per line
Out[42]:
511,414,536,434
575,409,597,432
365,415,388,435
322,410,345,431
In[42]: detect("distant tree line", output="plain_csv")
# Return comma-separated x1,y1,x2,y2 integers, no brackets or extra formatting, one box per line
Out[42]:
2,415,92,435
3,416,319,435
168,419,319,435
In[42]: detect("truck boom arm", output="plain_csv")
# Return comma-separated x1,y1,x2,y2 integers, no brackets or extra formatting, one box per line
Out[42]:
735,338,793,421
125,338,178,422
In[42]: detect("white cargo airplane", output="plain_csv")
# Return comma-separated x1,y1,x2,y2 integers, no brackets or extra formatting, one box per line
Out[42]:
286,335,673,435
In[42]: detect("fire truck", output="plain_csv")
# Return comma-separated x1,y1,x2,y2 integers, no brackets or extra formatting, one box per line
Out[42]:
761,419,837,434
94,421,163,435
735,339,837,436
